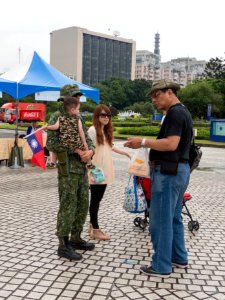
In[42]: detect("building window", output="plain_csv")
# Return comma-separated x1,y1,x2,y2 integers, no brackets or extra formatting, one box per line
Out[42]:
82,34,132,85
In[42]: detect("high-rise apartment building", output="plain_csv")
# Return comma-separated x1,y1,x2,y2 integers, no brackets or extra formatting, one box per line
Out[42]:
135,33,207,87
160,57,207,86
135,33,161,81
50,26,136,86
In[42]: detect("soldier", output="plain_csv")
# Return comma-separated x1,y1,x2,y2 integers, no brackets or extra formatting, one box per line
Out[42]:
46,84,95,261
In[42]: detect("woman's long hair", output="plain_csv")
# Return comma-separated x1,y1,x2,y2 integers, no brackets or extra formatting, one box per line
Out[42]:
93,104,113,146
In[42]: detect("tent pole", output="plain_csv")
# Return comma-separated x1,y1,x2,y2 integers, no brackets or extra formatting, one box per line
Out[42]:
8,83,24,168
15,97,19,146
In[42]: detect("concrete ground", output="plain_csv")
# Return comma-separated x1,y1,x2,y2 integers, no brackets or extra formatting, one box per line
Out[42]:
0,140,225,300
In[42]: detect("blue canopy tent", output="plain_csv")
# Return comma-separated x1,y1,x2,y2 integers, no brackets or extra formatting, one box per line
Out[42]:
0,77,17,97
0,51,99,102
0,51,99,167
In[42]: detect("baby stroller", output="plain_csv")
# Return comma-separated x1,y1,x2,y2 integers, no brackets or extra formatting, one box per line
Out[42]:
182,192,200,231
133,179,200,232
133,177,151,230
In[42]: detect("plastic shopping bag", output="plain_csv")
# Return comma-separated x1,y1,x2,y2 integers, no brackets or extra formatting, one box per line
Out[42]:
128,148,150,178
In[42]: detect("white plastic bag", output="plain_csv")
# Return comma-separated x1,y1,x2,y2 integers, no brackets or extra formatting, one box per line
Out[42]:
128,148,150,178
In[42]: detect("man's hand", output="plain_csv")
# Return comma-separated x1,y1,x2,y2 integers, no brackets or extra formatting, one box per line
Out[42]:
124,137,142,149
80,150,94,162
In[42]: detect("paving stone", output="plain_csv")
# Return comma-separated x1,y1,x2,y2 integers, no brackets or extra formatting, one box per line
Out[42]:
26,291,43,299
41,295,58,300
12,289,29,297
213,294,225,300
0,290,12,297
91,296,108,300
33,285,49,293
0,144,225,299
192,291,212,299
93,288,109,296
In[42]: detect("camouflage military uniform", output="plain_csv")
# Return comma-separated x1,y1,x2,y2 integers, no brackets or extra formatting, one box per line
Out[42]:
58,114,83,149
46,103,95,239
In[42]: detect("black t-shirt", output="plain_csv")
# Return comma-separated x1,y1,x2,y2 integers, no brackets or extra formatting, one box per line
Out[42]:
149,103,193,162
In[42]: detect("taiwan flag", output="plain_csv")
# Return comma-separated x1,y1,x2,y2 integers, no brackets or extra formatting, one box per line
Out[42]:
25,129,46,170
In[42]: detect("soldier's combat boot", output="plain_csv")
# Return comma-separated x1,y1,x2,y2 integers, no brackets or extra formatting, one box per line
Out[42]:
70,232,95,251
57,237,83,261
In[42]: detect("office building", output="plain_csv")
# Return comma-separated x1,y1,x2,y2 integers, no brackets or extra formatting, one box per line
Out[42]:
50,26,136,86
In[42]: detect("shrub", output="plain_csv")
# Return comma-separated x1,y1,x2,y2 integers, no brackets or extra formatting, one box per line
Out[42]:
195,128,210,140
117,126,160,136
117,126,210,140
113,122,150,127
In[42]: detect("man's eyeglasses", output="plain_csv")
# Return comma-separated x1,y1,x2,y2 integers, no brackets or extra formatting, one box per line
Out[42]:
151,90,163,99
151,89,170,99
99,113,112,118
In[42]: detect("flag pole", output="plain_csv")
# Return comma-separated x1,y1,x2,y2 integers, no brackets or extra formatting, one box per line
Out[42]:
24,127,43,139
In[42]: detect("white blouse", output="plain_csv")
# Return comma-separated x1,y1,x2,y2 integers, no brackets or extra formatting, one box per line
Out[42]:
88,126,115,185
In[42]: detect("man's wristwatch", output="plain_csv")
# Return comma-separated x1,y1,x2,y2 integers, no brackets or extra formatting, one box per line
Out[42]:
141,138,146,147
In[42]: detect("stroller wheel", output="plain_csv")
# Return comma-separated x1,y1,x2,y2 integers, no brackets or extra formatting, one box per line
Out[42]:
139,219,148,230
134,217,142,227
193,221,200,231
188,221,194,231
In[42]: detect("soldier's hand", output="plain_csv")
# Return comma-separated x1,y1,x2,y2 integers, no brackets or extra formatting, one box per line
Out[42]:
80,150,94,162
75,148,84,155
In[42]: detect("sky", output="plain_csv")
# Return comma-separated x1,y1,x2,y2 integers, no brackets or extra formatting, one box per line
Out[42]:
0,0,224,73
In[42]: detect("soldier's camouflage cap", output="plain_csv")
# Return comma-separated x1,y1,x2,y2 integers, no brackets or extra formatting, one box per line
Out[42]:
57,96,65,102
60,84,84,97
148,79,180,96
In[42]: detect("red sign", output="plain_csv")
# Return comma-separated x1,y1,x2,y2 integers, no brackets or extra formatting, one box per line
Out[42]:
20,110,41,121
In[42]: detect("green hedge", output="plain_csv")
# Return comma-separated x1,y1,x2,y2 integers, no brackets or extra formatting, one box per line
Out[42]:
195,128,210,140
117,126,210,140
117,126,160,136
193,122,210,128
113,122,151,127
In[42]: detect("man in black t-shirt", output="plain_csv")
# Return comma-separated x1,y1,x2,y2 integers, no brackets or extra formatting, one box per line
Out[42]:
124,79,193,278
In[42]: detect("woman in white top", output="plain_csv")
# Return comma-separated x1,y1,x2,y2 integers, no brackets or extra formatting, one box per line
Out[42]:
88,104,131,240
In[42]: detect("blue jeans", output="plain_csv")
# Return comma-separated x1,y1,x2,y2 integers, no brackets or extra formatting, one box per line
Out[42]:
149,162,190,273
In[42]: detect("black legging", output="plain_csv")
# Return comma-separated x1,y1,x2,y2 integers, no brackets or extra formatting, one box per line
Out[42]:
89,184,107,229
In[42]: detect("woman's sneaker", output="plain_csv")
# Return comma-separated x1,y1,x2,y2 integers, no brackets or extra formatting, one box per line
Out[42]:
140,266,171,278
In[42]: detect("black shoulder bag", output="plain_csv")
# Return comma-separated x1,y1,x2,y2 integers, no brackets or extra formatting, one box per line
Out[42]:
189,138,202,172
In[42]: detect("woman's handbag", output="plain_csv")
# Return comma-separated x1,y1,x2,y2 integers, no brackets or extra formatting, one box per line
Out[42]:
90,165,105,184
128,148,150,178
123,176,146,213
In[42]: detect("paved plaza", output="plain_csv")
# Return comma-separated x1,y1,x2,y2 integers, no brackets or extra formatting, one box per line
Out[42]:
1,140,225,300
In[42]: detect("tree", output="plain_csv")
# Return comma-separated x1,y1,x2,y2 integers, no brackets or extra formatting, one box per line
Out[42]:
127,101,154,117
204,57,225,79
80,99,97,113
94,78,152,110
178,80,224,119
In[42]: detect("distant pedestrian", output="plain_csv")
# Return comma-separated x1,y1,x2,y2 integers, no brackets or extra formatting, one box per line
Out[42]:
26,120,39,135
